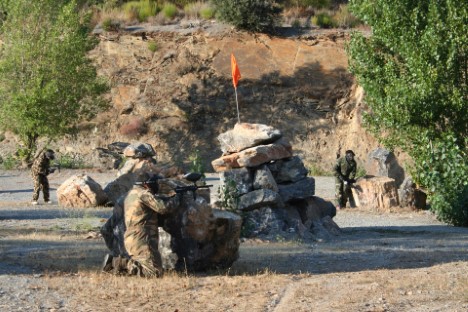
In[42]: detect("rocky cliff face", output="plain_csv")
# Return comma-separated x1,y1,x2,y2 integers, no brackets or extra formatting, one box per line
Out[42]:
4,25,379,172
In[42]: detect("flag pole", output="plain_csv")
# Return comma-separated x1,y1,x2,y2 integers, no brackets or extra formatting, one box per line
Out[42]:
235,87,240,124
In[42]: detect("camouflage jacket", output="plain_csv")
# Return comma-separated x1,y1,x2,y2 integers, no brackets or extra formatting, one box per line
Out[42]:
334,157,357,181
31,151,50,176
123,186,178,238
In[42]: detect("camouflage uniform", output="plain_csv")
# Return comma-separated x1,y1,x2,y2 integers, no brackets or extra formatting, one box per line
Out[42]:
334,156,357,208
31,151,52,202
123,185,179,277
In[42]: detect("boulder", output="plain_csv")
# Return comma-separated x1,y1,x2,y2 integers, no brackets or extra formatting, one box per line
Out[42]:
161,195,241,271
219,167,253,195
57,174,108,208
274,156,309,183
351,176,400,211
241,207,287,238
253,165,278,192
211,138,293,172
238,189,283,211
366,148,405,187
277,177,315,202
398,177,427,210
217,123,282,154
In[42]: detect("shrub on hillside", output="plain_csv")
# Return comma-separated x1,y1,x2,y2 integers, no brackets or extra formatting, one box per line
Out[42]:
213,0,282,33
311,11,335,28
162,2,177,19
123,0,159,22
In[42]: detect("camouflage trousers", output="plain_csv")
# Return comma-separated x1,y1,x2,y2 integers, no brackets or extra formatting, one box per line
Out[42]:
335,179,353,208
32,174,49,202
125,228,163,278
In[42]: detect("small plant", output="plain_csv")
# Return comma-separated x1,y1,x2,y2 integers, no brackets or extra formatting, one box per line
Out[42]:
311,12,335,28
101,17,120,31
332,4,360,28
199,5,215,19
188,149,205,180
291,19,301,28
308,164,332,176
123,0,159,22
217,178,239,212
355,167,366,179
58,153,88,169
162,2,177,19
147,41,158,52
184,2,201,19
0,154,19,170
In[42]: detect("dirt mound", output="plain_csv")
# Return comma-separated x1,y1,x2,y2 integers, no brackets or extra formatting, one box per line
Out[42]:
0,23,379,172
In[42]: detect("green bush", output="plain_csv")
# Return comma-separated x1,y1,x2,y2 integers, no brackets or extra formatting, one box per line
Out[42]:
199,5,215,19
147,41,158,52
411,134,468,226
213,0,282,33
311,12,335,28
162,2,177,19
58,153,87,169
123,0,159,22
0,155,19,170
101,17,120,31
183,2,200,19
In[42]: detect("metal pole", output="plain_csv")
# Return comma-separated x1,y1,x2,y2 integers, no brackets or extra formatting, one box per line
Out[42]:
235,87,240,124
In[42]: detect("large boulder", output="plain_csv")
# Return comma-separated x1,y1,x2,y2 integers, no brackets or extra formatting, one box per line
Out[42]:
238,189,283,211
351,176,400,211
219,167,253,195
398,177,427,210
274,156,309,183
57,174,108,208
253,165,278,192
123,142,156,158
277,177,315,202
217,123,282,154
211,138,293,172
366,148,405,187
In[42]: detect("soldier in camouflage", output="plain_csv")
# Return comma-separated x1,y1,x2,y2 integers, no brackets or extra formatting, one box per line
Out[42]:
122,174,180,277
31,149,55,205
334,150,357,209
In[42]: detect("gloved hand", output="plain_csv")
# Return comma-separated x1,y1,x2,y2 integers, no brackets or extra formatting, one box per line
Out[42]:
348,178,356,184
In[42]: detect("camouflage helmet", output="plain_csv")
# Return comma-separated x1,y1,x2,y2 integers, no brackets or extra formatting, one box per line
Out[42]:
345,150,355,156
45,149,55,160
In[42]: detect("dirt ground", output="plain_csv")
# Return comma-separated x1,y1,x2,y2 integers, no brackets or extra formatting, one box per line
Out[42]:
0,170,467,312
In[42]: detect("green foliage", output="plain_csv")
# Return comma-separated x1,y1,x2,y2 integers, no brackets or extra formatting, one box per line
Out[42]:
355,166,366,179
217,178,240,212
311,12,335,28
213,0,282,33
0,0,108,162
147,41,158,52
58,152,88,169
410,134,468,226
294,0,330,9
162,2,177,19
0,154,19,170
347,0,468,226
123,0,159,22
199,5,215,19
102,17,121,30
188,149,205,179
333,4,360,28
308,164,332,176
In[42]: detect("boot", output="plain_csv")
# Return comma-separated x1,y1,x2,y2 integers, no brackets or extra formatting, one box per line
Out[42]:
101,254,113,272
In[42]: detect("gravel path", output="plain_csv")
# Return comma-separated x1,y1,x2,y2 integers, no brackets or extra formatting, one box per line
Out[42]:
0,170,467,311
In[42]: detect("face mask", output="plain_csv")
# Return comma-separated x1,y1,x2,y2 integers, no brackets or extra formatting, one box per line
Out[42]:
346,154,354,162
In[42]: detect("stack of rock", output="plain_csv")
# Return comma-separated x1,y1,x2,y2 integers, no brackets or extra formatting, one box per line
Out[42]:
211,123,339,241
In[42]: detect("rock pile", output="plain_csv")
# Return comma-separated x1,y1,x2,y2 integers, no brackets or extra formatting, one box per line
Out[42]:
211,123,339,241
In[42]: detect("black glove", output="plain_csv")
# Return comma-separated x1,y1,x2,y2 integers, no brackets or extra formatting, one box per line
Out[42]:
348,178,356,184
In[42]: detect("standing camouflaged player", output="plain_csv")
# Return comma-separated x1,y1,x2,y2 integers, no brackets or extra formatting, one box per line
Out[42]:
123,175,180,277
31,149,55,205
334,150,357,210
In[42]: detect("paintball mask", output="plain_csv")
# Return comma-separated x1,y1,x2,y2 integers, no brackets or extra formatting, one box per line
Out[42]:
345,150,355,162
45,149,55,160
136,174,162,194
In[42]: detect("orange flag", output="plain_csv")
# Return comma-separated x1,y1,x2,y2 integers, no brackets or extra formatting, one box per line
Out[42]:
231,53,241,88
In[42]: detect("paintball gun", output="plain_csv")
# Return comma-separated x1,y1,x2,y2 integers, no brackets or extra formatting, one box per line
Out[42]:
175,172,213,199
49,162,61,174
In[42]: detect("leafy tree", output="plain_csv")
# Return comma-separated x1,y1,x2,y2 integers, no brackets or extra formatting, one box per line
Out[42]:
0,0,108,162
213,0,282,33
347,0,467,225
